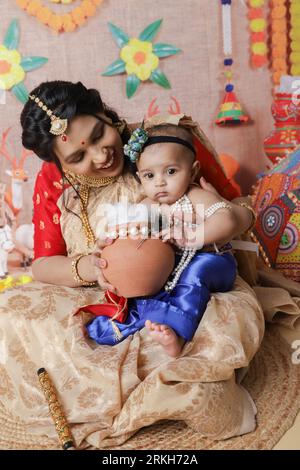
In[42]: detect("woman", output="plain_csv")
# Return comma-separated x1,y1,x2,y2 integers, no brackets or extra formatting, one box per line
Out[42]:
0,81,265,448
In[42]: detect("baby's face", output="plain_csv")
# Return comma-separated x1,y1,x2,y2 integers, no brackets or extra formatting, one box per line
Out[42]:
137,142,197,204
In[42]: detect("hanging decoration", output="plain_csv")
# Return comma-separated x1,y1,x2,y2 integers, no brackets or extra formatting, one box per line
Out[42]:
270,0,288,86
289,0,300,76
248,0,268,68
102,19,181,98
215,0,249,125
0,19,48,103
16,0,103,33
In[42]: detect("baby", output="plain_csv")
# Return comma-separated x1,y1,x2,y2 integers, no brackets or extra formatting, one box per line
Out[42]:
123,123,238,357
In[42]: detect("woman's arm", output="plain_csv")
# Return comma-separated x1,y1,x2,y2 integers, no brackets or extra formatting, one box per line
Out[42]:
32,254,96,287
32,251,116,290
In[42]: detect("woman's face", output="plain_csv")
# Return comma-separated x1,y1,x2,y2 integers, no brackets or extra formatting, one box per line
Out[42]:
54,114,124,177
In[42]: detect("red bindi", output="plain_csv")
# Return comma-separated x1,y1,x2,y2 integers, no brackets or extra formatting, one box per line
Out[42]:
81,141,85,145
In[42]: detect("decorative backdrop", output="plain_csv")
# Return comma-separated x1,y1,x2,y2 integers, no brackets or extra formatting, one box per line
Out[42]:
0,0,274,225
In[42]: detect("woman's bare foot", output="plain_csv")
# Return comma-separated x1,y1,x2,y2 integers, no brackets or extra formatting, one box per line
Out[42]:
145,320,184,357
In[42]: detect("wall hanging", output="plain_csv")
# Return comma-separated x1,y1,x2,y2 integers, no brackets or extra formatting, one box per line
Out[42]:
102,19,181,98
16,0,103,33
215,0,250,125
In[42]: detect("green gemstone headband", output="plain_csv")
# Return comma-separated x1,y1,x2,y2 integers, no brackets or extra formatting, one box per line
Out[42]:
124,127,196,163
28,94,68,139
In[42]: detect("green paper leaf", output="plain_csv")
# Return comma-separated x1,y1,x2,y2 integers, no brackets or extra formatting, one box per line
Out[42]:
108,23,129,48
126,75,140,99
153,43,181,58
139,19,162,42
102,59,126,76
3,19,19,50
11,82,28,104
150,69,171,89
20,56,48,72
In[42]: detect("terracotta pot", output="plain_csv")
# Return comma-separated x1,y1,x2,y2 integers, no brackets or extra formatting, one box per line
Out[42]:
264,93,300,164
101,238,175,298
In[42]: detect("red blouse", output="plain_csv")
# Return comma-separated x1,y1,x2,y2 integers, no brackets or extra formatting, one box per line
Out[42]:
32,162,67,260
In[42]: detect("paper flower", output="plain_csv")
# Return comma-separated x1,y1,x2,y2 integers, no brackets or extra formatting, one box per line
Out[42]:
102,19,181,98
0,46,25,90
0,19,48,103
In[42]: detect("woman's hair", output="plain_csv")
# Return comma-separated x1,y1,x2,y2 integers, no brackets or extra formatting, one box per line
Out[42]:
20,80,130,170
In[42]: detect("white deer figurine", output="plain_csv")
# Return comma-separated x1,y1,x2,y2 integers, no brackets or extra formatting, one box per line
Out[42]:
0,128,34,267
0,127,32,217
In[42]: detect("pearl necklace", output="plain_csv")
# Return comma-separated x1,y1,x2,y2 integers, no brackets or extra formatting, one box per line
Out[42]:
165,195,197,293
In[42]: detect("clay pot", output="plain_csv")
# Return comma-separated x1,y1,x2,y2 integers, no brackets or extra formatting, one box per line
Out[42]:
101,238,175,298
264,93,300,164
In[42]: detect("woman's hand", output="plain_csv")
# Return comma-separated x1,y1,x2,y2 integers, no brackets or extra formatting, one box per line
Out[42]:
199,176,222,197
90,238,117,292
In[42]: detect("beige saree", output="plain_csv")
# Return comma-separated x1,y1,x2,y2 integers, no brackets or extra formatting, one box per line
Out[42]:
1,127,300,449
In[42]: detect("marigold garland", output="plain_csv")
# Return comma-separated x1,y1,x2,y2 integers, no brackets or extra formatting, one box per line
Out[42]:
248,0,268,67
270,0,288,85
289,0,300,75
16,0,103,33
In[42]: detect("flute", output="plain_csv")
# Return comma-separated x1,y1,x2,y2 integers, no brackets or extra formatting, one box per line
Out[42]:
37,367,75,450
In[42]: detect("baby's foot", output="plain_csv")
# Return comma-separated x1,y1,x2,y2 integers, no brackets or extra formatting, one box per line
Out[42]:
145,320,184,357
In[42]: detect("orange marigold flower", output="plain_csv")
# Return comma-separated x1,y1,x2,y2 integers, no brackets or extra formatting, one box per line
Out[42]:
251,32,266,42
272,19,287,33
81,0,96,17
271,6,287,19
27,0,42,15
272,71,282,85
248,8,263,20
252,54,268,67
36,6,52,25
48,14,63,33
16,0,30,8
272,58,287,71
272,32,287,46
72,7,86,25
272,46,287,58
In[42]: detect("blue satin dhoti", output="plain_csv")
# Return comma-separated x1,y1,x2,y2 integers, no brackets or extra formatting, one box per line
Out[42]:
87,250,237,345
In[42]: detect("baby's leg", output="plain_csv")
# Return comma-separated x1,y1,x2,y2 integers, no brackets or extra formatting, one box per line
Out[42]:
145,320,184,357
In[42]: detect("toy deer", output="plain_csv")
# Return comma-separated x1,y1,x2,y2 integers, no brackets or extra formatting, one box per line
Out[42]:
0,129,33,269
0,127,32,217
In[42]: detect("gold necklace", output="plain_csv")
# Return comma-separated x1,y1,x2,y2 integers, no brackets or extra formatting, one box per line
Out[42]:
64,170,118,188
63,170,118,248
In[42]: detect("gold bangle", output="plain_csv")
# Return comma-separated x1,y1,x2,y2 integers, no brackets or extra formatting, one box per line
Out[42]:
71,254,97,287
237,202,257,234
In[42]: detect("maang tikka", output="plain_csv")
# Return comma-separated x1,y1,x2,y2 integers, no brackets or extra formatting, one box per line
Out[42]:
28,94,68,141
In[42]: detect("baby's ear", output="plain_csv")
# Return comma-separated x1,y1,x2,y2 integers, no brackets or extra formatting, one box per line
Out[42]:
191,161,200,181
136,171,141,183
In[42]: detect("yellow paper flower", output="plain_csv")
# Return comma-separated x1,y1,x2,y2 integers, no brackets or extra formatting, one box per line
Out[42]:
0,45,25,90
120,38,159,81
